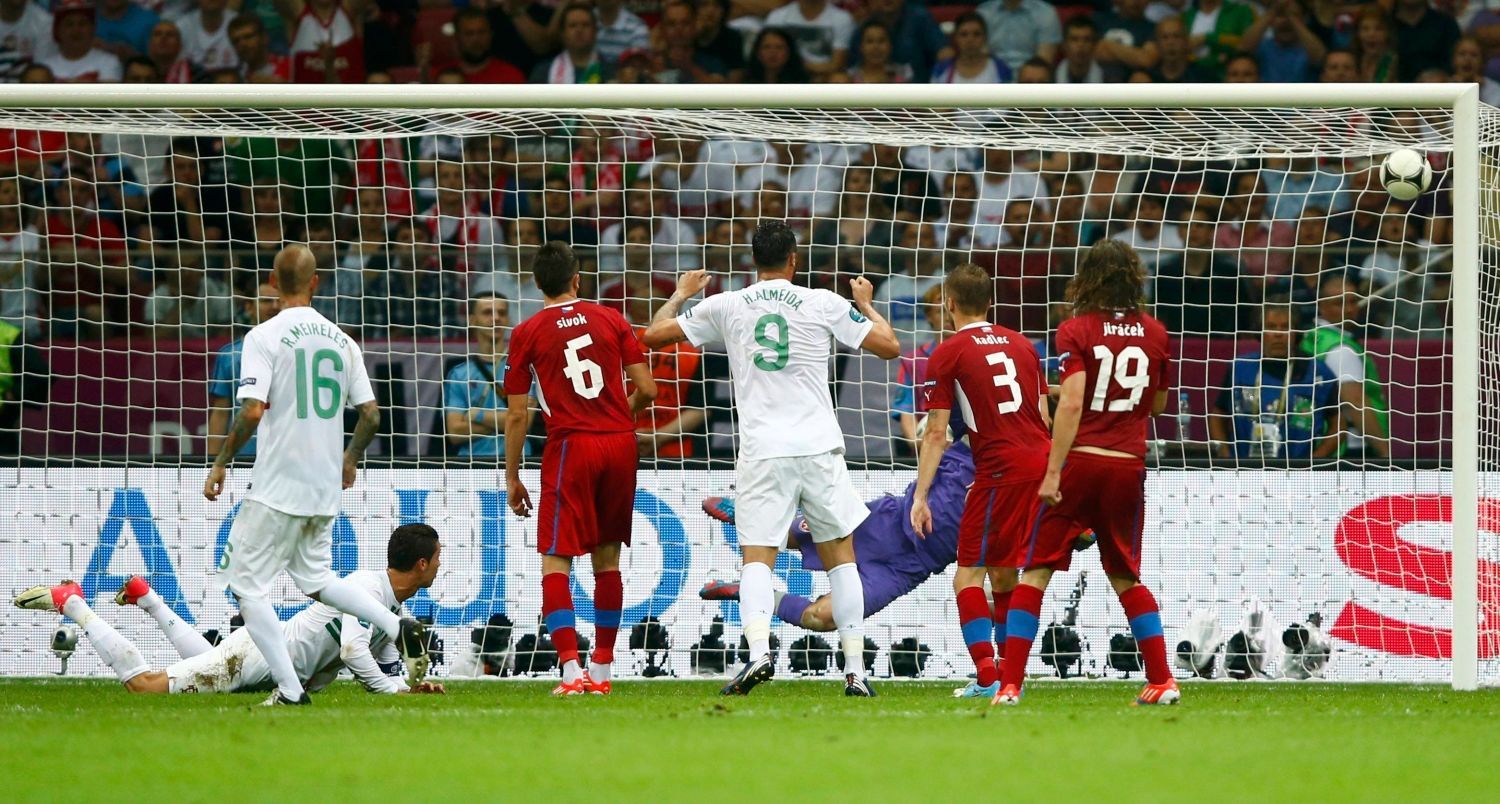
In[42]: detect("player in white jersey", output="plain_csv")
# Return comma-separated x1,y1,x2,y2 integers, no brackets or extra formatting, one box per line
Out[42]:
12,525,445,696
643,220,900,697
201,245,428,706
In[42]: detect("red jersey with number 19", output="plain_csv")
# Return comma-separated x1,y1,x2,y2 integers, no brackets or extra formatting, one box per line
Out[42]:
1055,310,1172,458
503,300,646,440
923,321,1051,484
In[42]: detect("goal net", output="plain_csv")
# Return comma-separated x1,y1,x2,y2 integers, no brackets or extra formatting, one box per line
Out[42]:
0,84,1492,688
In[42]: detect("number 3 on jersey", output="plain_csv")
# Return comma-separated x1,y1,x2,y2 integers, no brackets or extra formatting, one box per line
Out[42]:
986,351,1023,414
1090,344,1150,411
563,334,605,398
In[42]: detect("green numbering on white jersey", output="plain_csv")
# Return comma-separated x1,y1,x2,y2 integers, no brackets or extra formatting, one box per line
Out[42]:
218,541,233,571
294,347,345,419
752,313,789,371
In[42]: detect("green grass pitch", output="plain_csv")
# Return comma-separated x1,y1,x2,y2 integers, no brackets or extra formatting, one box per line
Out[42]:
2,678,1495,801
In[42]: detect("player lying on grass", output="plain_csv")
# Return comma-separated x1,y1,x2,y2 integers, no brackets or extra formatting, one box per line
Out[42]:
13,524,446,696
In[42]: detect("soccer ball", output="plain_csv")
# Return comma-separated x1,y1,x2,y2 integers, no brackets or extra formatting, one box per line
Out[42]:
1380,149,1432,201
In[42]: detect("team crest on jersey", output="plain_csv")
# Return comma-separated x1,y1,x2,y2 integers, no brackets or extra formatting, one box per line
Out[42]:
849,308,867,324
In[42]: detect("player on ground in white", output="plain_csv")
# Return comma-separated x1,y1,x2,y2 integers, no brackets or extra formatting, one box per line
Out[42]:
201,244,429,706
13,524,446,696
643,220,900,696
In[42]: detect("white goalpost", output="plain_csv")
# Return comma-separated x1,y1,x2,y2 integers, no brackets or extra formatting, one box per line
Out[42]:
0,83,1486,689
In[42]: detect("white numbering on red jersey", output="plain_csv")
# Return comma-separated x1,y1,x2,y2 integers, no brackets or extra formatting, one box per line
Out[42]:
1089,344,1150,412
986,350,1024,414
562,334,605,398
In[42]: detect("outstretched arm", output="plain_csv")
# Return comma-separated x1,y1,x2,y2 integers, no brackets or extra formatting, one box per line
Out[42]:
643,270,712,348
203,399,264,500
909,408,952,538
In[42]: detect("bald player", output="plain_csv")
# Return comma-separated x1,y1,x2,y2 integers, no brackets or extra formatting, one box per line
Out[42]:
202,245,429,706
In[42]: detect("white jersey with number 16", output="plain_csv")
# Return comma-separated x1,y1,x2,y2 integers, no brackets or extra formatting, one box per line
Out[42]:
236,306,375,517
677,278,873,460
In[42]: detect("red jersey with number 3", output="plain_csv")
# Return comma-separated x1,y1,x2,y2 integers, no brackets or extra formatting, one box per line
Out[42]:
1056,310,1172,458
503,300,646,439
923,322,1051,484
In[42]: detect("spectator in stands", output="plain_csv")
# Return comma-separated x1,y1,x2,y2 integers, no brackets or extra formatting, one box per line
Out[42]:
1394,0,1459,82
703,218,752,291
745,26,808,83
538,174,597,248
1224,51,1260,81
1303,274,1389,458
1015,56,1050,83
45,0,122,82
416,159,496,272
486,0,557,79
809,163,896,277
1352,6,1398,82
0,0,57,82
600,219,674,320
1318,47,1358,81
837,20,909,82
0,173,40,339
206,280,278,459
1358,202,1431,295
595,0,649,69
143,245,234,338
1055,14,1104,83
1095,0,1161,80
1239,0,1326,83
381,217,452,335
877,220,945,342
634,298,705,461
855,0,946,82
1217,171,1294,281
179,0,236,72
764,0,854,79
1183,0,1254,81
435,9,523,84
229,13,289,82
1263,156,1347,222
974,0,1060,73
1450,36,1500,105
653,0,727,83
95,0,157,62
475,216,545,320
284,0,365,83
692,0,743,82
891,283,950,453
1112,193,1181,273
933,170,978,249
1209,302,1342,461
534,3,605,84
45,171,130,337
930,12,1011,83
974,148,1045,249
1151,207,1240,335
1282,204,1335,307
444,293,528,460
150,138,233,246
1151,17,1211,82
146,19,191,82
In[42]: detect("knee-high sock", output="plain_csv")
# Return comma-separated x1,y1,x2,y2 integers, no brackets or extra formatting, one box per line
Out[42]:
62,596,148,683
827,563,866,679
138,588,211,659
956,586,997,687
237,596,303,699
739,562,774,662
311,576,401,637
1000,584,1044,690
1120,584,1171,685
992,589,1012,663
542,572,580,682
589,570,622,682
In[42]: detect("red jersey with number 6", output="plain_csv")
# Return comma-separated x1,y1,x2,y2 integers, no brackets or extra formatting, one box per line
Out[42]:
923,322,1051,484
503,300,647,440
1055,310,1172,458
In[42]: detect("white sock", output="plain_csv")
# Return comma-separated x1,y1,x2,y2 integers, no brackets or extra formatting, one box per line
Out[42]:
138,589,212,659
312,576,402,637
238,596,304,700
561,659,582,684
588,661,611,683
63,596,149,683
740,562,774,662
828,563,867,679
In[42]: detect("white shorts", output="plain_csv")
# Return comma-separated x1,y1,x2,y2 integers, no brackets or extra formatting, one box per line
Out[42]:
219,499,336,600
734,450,869,548
166,628,272,694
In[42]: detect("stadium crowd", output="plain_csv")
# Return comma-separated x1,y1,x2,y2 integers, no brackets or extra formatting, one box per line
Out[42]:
0,0,1463,461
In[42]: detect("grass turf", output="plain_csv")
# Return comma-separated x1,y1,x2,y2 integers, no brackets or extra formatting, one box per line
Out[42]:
1,678,1494,801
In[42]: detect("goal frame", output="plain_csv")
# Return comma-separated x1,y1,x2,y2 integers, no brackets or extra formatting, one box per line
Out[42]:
0,81,1479,689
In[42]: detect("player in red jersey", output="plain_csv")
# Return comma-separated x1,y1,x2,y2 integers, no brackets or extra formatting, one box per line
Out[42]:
995,239,1180,707
503,241,658,696
910,264,1052,699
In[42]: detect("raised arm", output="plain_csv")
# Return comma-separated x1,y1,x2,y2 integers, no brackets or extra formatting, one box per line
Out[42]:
849,277,900,360
642,270,712,348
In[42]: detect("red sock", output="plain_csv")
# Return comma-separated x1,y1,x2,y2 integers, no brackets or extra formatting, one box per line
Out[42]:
592,570,622,666
956,586,997,687
541,572,578,667
1000,584,1044,690
1119,584,1171,685
992,589,1012,664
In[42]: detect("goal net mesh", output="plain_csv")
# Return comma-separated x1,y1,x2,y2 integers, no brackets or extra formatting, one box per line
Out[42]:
0,101,1494,685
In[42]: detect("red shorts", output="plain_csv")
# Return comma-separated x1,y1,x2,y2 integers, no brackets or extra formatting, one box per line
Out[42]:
537,432,638,558
957,479,1043,568
1023,452,1147,578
